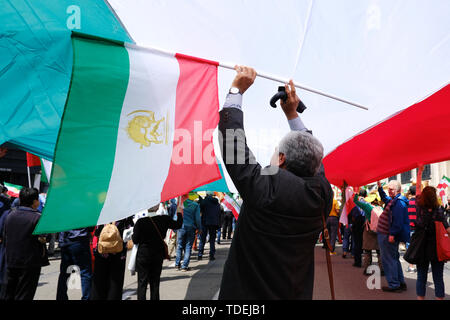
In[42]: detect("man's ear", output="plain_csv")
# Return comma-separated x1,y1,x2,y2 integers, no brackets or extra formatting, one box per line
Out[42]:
279,153,286,168
32,199,40,209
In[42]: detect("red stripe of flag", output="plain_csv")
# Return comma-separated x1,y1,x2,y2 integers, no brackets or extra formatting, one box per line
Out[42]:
160,54,221,201
26,152,41,167
222,198,240,220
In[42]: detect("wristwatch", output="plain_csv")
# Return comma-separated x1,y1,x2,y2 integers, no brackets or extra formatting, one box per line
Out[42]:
229,87,241,94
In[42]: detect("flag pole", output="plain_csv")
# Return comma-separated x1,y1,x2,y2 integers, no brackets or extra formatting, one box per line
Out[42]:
27,166,32,188
219,62,369,110
130,43,369,111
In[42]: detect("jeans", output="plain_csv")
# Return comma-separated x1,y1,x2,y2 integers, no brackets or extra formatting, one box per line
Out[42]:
217,229,221,243
378,234,405,288
56,240,92,300
416,261,445,298
198,225,217,258
326,216,339,252
342,225,352,253
175,226,196,269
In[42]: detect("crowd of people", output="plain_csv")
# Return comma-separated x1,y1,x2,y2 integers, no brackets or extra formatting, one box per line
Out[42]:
0,184,236,301
325,181,450,299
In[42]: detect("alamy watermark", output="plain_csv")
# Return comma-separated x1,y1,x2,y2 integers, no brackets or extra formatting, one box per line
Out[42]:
66,265,81,290
66,5,81,30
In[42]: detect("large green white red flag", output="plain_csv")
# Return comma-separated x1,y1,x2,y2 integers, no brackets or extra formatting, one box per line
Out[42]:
34,34,221,234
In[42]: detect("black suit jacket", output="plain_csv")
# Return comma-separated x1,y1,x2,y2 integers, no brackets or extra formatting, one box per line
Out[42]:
218,107,333,300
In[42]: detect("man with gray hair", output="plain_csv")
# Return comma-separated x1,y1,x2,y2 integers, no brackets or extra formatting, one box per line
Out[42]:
218,66,333,300
377,180,410,292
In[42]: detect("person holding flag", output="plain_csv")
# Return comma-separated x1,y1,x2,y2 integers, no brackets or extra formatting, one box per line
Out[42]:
217,66,333,300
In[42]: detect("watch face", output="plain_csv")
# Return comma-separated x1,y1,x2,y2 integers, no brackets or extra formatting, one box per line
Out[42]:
230,87,239,94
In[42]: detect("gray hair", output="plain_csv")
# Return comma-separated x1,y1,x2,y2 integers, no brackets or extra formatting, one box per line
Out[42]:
278,131,324,177
388,180,402,192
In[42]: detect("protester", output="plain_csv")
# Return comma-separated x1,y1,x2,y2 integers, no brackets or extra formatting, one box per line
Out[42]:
198,192,221,261
406,185,417,273
56,226,95,300
347,190,366,268
326,197,340,255
377,180,410,292
217,203,225,245
222,209,233,240
342,223,353,259
175,194,201,272
132,202,183,300
0,203,9,296
353,193,383,275
218,66,333,299
167,199,179,259
444,195,450,226
1,187,45,300
0,185,11,217
413,186,450,300
0,185,13,297
90,216,134,300
167,198,177,220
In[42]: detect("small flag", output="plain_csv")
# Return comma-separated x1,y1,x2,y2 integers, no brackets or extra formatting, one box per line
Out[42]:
4,182,23,198
26,152,41,167
437,176,450,205
221,194,241,220
40,158,53,184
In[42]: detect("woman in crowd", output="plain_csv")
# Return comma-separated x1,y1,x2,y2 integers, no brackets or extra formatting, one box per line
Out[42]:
414,186,450,300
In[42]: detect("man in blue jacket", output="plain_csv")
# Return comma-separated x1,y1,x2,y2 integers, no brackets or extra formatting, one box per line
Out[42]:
377,180,410,292
175,194,202,271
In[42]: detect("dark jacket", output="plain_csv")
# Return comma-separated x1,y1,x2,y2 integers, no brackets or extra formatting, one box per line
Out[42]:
4,206,44,269
217,108,333,300
415,206,449,263
0,194,11,218
132,213,182,265
200,195,221,227
0,208,11,283
167,199,177,220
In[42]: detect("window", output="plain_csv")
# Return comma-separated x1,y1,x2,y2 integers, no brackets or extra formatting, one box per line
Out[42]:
421,164,431,180
401,170,412,184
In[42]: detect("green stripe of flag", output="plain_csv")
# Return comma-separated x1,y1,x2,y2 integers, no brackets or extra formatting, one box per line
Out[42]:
34,36,130,234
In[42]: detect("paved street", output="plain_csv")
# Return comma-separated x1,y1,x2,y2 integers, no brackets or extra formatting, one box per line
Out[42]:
34,240,450,300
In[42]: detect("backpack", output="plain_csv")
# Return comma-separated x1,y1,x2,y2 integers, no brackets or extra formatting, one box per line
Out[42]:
97,223,123,254
368,206,383,232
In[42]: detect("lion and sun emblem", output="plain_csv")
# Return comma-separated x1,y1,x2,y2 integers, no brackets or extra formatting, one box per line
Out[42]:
126,110,169,148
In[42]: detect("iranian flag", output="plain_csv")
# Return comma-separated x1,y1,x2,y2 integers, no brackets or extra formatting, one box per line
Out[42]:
222,194,241,220
34,34,221,234
437,176,450,205
4,182,23,198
